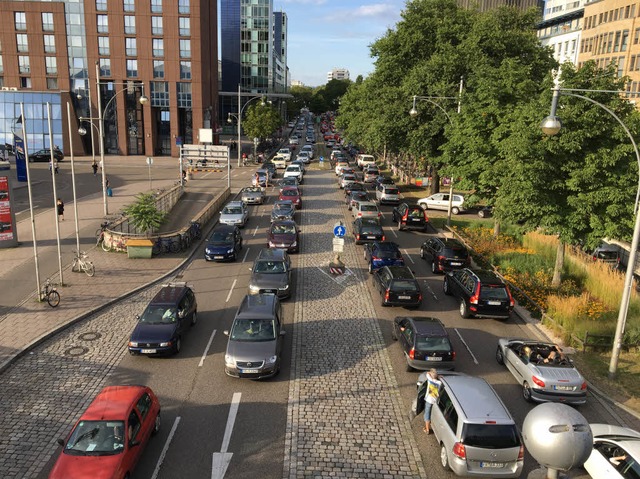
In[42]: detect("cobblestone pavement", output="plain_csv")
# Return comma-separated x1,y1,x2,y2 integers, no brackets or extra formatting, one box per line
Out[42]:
283,166,425,479
0,284,161,478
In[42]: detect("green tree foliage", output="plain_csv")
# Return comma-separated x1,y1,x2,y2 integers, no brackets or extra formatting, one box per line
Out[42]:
123,193,166,234
242,102,282,141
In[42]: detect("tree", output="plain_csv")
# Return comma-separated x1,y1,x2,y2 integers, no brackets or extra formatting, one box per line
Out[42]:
123,193,166,234
242,102,282,141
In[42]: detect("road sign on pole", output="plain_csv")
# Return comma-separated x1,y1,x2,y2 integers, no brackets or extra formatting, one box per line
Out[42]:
332,237,345,253
333,223,346,238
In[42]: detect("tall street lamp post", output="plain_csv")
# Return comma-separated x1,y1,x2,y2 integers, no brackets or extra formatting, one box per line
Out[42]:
540,86,640,378
227,84,269,167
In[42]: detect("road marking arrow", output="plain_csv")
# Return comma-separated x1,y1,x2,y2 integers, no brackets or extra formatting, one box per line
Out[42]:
211,392,241,479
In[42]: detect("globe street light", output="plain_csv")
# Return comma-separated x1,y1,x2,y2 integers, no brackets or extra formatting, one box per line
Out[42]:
541,86,640,378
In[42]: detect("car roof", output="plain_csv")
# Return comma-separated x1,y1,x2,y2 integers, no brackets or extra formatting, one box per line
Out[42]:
83,385,146,420
374,241,399,250
274,200,294,206
385,265,416,279
590,424,640,441
256,248,288,261
398,317,447,336
468,268,505,284
438,238,466,248
150,283,190,305
441,376,514,423
236,294,279,320
212,224,238,234
271,219,297,227
225,200,244,207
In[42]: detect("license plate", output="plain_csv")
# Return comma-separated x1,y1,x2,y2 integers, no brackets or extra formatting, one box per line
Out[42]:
480,462,505,468
426,357,442,361
367,236,376,239
450,262,462,266
487,300,502,305
214,256,224,259
141,349,156,354
241,369,259,374
554,385,573,391
398,295,411,300
263,289,277,294
411,218,421,222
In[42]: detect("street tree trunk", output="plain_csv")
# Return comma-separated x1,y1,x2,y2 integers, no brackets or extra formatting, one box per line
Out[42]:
431,171,440,195
493,220,500,237
552,239,565,288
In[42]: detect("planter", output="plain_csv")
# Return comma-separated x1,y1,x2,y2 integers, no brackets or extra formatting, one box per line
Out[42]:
126,239,154,259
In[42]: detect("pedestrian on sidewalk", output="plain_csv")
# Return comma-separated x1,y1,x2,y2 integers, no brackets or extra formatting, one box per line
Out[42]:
105,178,112,197
56,198,64,221
92,161,98,176
423,369,441,434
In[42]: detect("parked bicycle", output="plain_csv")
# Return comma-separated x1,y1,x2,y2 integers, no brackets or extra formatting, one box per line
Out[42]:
71,250,95,277
41,278,60,308
152,236,180,255
189,221,202,240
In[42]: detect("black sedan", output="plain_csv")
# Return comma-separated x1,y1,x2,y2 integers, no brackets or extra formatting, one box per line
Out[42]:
353,217,385,245
204,225,243,262
372,265,422,308
392,316,455,371
29,148,64,162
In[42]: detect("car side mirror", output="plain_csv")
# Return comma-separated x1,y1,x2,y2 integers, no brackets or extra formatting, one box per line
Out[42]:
223,330,229,336
130,440,140,447
178,310,185,319
57,438,65,447
135,315,140,320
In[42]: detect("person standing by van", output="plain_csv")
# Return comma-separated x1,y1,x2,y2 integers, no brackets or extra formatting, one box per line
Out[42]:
423,369,441,434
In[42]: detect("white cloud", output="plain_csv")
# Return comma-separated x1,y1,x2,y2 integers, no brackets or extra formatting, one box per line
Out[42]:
322,3,401,23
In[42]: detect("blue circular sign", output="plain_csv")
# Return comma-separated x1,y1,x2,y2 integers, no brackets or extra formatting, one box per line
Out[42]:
333,225,346,237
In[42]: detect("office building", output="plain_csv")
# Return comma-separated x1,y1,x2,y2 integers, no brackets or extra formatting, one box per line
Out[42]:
327,68,350,82
537,0,584,66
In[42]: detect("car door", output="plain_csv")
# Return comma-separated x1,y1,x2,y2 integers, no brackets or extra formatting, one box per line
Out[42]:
428,239,440,261
135,393,155,446
503,343,526,381
125,408,144,470
377,268,390,295
432,388,457,452
178,294,191,334
587,440,628,479
400,321,414,359
448,270,466,297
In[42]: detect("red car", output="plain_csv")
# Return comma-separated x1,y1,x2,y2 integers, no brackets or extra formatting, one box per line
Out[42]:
279,186,302,209
49,385,161,479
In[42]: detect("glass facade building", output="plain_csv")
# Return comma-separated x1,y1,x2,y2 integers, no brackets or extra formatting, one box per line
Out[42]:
0,92,63,151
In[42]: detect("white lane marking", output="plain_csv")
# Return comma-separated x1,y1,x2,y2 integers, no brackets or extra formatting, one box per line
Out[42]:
252,225,259,237
225,279,237,303
211,392,242,479
454,328,479,365
221,393,241,453
242,247,250,263
198,329,217,367
389,228,398,238
151,416,181,479
423,280,438,301
403,249,414,264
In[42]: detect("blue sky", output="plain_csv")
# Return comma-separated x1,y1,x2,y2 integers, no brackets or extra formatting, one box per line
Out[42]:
278,0,405,86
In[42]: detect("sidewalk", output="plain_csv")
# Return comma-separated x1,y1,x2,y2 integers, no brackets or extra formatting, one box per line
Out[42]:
0,173,214,374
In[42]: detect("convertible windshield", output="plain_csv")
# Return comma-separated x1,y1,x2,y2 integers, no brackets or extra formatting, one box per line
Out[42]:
140,306,178,324
64,420,125,455
230,318,276,341
253,261,286,274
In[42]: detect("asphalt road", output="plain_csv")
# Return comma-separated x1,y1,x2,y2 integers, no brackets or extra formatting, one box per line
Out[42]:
15,140,640,479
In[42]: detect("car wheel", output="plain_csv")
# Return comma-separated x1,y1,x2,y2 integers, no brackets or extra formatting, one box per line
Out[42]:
460,300,471,318
368,262,373,274
452,207,460,215
152,412,161,435
231,252,237,262
406,361,414,372
174,337,182,354
191,310,197,326
420,248,426,260
239,239,243,250
440,444,451,471
431,261,437,274
364,249,367,260
523,381,533,403
496,347,504,365
419,202,428,210
443,278,451,295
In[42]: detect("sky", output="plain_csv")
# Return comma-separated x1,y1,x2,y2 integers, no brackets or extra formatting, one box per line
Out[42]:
278,0,406,86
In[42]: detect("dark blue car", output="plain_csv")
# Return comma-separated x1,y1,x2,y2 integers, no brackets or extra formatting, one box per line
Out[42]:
364,241,405,273
204,225,243,262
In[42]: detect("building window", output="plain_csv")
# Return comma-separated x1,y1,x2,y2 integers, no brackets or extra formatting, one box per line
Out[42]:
18,56,30,74
124,16,136,34
151,0,162,13
97,14,109,33
151,81,170,107
177,82,192,108
180,61,191,79
126,59,138,78
99,58,111,76
0,77,4,88
47,78,58,90
96,0,107,12
98,36,110,56
42,12,54,31
179,39,191,58
622,30,629,52
152,17,163,36
179,0,190,14
123,0,135,12
45,57,57,75
179,17,190,36
15,12,27,31
153,39,164,57
126,38,137,56
0,56,3,74
618,57,625,77
16,34,28,53
21,77,32,88
153,60,164,78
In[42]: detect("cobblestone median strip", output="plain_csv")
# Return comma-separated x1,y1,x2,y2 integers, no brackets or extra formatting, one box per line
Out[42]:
0,287,159,479
284,171,425,478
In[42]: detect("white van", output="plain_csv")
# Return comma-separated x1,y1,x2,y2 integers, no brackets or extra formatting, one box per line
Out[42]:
357,154,376,169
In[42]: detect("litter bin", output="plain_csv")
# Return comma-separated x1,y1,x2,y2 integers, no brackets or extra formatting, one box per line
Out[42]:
126,238,154,259
107,187,113,197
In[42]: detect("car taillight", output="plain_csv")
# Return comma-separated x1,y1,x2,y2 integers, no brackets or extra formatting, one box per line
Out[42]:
382,235,386,241
581,381,587,391
358,212,362,217
377,212,381,217
452,442,466,459
402,213,408,222
371,255,380,261
409,347,415,360
506,285,515,307
418,294,422,302
469,283,481,305
532,376,545,388
452,350,456,360
356,234,360,240
517,445,525,461
384,290,390,301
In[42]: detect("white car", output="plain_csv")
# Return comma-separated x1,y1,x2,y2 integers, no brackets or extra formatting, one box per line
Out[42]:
352,201,380,220
583,424,640,479
275,148,292,162
284,164,304,183
296,151,311,164
357,154,376,169
219,201,249,227
289,136,299,146
300,145,314,159
272,156,288,169
418,193,466,214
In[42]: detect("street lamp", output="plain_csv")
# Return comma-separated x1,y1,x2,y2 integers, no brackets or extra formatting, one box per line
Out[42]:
541,86,640,379
227,84,270,167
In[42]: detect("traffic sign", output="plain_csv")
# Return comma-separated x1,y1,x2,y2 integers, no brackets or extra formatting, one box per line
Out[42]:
332,237,345,253
333,224,346,238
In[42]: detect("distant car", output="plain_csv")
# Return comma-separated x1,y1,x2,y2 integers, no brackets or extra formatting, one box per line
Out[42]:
296,151,311,164
240,186,265,205
48,385,161,479
592,244,621,269
340,173,358,189
364,241,404,273
219,200,249,227
353,217,385,245
300,144,314,159
267,220,300,253
344,181,366,197
204,224,243,262
418,192,466,214
392,203,429,232
335,161,350,175
128,282,197,355
275,148,292,162
278,186,302,209
0,159,10,171
374,175,395,188
495,338,587,404
363,166,379,183
372,265,422,308
443,268,514,319
420,237,470,274
583,424,640,479
279,177,300,191
248,248,293,299
352,201,380,220
376,184,400,204
391,316,455,371
252,170,269,187
271,200,296,222
289,136,299,146
347,190,369,210
357,154,376,169
284,164,304,183
477,206,493,218
29,147,64,162
262,162,277,179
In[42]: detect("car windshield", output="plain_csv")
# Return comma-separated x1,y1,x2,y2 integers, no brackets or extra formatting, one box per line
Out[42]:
254,260,286,274
223,207,243,215
140,305,178,324
230,318,276,341
64,420,125,455
385,188,399,195
462,424,520,449
361,205,377,212
272,224,296,234
209,231,234,244
361,226,382,235
480,285,508,300
445,247,468,258
596,251,618,261
244,187,261,194
391,280,419,292
287,166,300,172
416,336,451,351
281,190,297,197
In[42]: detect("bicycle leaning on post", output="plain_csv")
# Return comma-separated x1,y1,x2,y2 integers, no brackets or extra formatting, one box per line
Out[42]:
71,250,95,277
40,278,60,308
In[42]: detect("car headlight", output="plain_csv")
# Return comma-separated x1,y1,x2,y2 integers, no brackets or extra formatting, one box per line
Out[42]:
128,341,138,347
227,248,234,254
160,341,171,347
269,241,276,247
265,355,278,365
225,354,235,367
278,284,290,291
249,285,260,293
291,241,297,247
